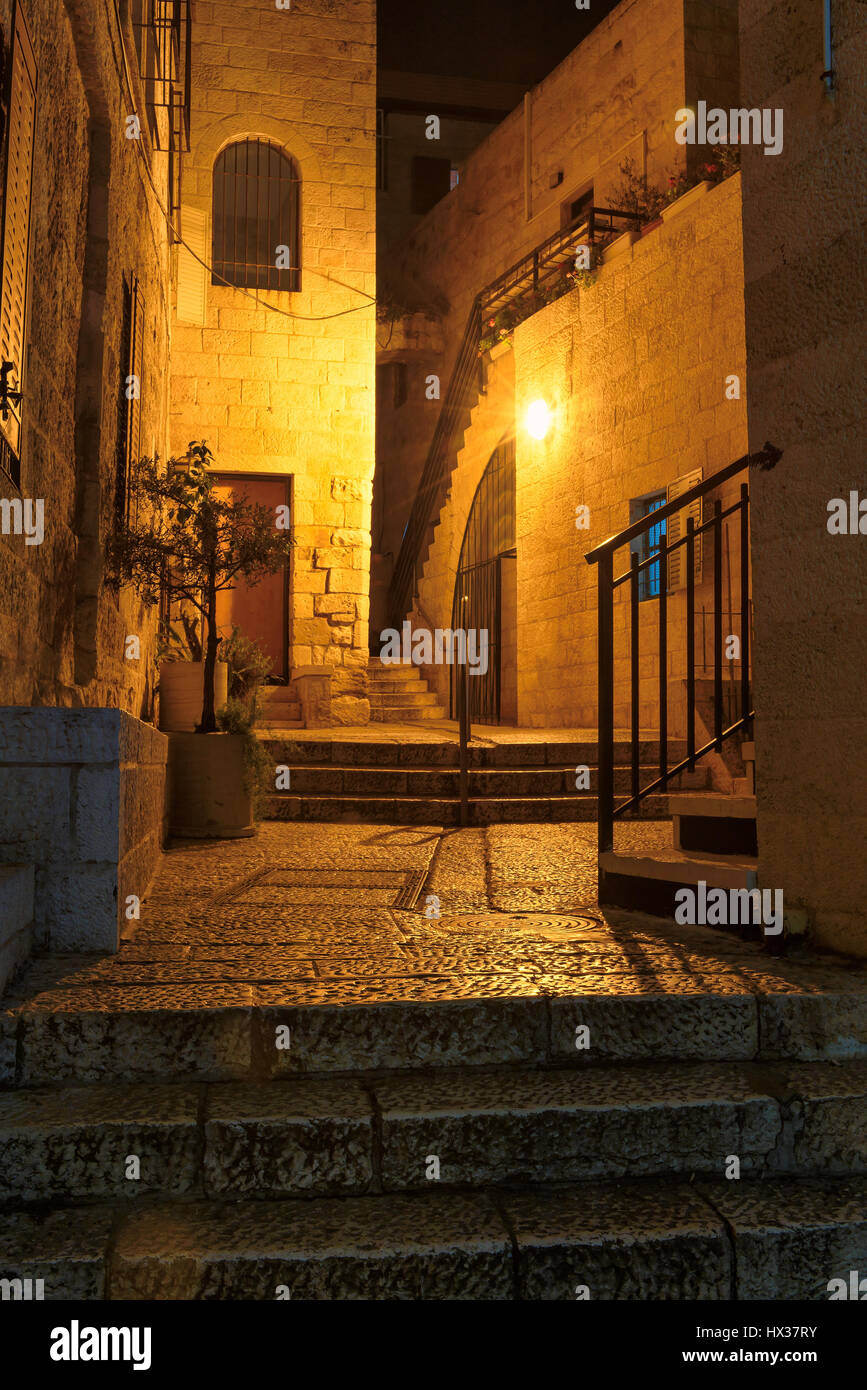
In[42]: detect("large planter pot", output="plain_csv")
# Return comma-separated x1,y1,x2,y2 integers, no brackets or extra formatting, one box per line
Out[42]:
661,180,711,223
159,661,228,732
167,732,254,839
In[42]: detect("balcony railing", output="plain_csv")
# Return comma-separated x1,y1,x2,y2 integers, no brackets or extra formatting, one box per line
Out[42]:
388,207,641,628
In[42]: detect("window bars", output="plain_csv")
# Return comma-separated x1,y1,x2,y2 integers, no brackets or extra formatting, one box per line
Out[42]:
212,139,301,292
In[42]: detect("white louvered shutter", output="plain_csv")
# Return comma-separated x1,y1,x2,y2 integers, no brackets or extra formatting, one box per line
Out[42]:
0,5,37,457
176,206,207,325
666,468,703,591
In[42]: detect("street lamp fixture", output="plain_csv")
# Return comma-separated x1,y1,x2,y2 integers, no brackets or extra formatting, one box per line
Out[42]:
526,398,552,440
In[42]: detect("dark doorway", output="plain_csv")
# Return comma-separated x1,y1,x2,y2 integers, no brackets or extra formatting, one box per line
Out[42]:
450,437,517,724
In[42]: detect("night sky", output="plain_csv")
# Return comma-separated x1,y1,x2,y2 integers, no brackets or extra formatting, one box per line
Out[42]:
378,0,623,85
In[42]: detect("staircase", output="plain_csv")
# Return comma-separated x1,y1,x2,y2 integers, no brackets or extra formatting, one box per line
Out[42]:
259,686,302,729
368,656,447,722
261,733,696,824
601,743,760,919
388,207,641,627
2,949,867,1299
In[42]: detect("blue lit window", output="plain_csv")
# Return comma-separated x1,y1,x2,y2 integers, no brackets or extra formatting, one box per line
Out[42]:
630,492,666,601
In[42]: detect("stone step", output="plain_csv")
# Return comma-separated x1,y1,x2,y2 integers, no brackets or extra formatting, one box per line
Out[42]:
368,690,441,708
0,865,35,996
3,1177,866,1299
600,848,761,921
263,792,671,824
262,765,663,798
369,705,448,721
5,971,866,1085
367,678,433,694
671,793,758,856
260,737,688,768
3,1062,865,1206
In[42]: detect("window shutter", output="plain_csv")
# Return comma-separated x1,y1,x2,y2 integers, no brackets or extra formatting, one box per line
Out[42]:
666,468,703,591
176,205,207,324
0,4,37,458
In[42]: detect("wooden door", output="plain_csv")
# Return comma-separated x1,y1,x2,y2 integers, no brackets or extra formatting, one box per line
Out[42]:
212,473,290,681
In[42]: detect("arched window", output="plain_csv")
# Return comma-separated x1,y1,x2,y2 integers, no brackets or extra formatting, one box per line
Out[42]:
212,138,300,292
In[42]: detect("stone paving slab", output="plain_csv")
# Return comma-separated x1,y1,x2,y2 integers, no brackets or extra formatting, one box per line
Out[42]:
548,993,759,1061
5,824,867,1082
264,997,550,1074
0,1207,115,1299
0,1082,200,1202
203,1079,374,1198
6,1178,863,1299
110,1192,512,1300
374,1063,780,1187
502,1181,731,1300
701,1178,867,1300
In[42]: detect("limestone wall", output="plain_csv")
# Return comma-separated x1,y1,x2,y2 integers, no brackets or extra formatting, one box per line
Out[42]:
0,0,173,714
0,709,167,953
169,0,377,724
418,174,747,730
377,0,741,587
739,0,867,955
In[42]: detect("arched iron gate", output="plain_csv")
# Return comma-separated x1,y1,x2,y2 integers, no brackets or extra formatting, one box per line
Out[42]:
450,437,516,724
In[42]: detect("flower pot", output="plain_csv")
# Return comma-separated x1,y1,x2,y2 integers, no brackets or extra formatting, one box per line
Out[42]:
159,661,228,732
661,180,711,223
167,732,254,838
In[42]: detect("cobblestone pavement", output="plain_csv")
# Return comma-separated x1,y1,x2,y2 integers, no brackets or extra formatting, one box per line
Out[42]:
8,822,867,1006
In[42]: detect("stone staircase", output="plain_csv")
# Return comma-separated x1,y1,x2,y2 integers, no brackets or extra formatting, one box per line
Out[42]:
367,657,448,722
2,972,867,1299
260,734,698,824
259,685,303,729
600,741,762,920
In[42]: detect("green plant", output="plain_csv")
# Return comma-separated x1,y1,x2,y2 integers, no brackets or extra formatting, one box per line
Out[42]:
158,610,203,663
611,157,667,224
107,442,294,733
216,696,273,819
219,625,272,726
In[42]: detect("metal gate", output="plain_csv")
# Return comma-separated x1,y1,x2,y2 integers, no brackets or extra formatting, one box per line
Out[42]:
450,437,516,724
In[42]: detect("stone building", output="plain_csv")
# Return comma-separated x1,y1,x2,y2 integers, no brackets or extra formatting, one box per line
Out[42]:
377,0,743,732
739,0,867,957
0,0,376,973
169,0,376,727
0,0,179,972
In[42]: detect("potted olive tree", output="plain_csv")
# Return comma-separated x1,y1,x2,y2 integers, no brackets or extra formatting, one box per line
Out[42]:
108,443,293,838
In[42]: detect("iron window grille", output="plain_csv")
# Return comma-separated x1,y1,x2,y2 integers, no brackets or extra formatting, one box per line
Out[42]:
212,139,301,292
132,0,191,230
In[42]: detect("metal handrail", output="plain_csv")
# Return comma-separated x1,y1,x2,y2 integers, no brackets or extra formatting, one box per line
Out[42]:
585,442,782,901
388,207,643,629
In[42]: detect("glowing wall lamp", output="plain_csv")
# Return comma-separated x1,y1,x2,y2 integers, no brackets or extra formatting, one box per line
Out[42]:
526,398,552,440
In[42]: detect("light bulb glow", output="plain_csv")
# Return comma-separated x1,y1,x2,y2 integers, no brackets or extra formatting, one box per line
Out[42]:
526,398,552,440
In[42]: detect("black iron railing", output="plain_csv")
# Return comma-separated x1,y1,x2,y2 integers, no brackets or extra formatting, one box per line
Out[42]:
388,208,641,628
584,443,781,898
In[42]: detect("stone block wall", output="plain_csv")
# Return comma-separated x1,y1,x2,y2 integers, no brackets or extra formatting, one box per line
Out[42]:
416,174,747,730
377,0,741,591
0,0,173,715
739,0,867,955
0,709,167,953
169,0,377,725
